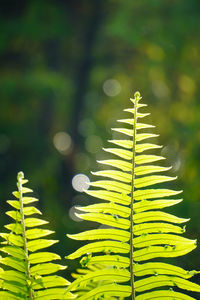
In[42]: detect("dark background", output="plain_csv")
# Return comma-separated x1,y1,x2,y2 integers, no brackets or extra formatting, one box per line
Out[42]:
0,0,200,296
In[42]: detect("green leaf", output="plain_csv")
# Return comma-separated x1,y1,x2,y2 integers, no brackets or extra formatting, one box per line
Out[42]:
77,203,130,218
30,263,67,276
26,228,54,239
134,244,196,261
0,246,25,260
0,290,22,300
91,170,131,182
6,201,20,209
133,233,196,248
89,179,131,194
68,269,130,291
67,241,129,259
29,252,61,264
80,255,130,268
135,165,172,176
135,275,200,292
135,174,176,188
77,284,131,300
0,270,26,284
27,239,58,252
0,233,24,247
133,222,185,235
0,256,26,272
34,288,75,299
97,159,132,171
23,206,42,216
134,199,183,213
32,275,69,289
68,228,129,242
134,188,182,200
136,154,165,165
85,190,130,205
22,197,39,204
103,147,133,160
6,210,21,222
134,262,199,278
0,279,28,294
25,217,49,227
109,139,133,149
136,290,197,300
134,211,190,224
135,143,162,153
76,212,129,229
4,223,23,234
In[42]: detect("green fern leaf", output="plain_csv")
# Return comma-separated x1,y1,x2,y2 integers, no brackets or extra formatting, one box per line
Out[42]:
71,265,123,299
66,92,200,299
0,172,74,299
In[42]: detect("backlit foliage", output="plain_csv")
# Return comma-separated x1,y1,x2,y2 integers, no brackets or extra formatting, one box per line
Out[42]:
66,92,200,300
0,172,74,300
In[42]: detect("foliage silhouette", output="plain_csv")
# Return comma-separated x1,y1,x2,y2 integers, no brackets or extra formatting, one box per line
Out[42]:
66,92,200,299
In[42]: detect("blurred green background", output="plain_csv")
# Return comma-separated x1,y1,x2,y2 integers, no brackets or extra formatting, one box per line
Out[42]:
0,0,200,296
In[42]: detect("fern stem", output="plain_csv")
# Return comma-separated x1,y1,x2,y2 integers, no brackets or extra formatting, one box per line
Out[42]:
130,92,140,300
17,172,34,300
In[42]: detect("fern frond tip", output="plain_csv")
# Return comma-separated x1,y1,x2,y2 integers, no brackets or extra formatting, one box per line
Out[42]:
130,91,142,103
134,91,141,99
17,171,24,180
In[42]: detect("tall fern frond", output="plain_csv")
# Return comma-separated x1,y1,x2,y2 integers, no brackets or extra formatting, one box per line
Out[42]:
0,172,75,300
66,92,200,299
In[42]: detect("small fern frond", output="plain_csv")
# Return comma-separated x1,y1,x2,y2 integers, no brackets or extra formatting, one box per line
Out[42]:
67,92,200,299
0,172,75,300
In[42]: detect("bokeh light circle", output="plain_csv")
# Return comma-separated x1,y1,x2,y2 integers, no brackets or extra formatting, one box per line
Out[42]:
72,174,90,192
53,131,72,154
103,79,121,97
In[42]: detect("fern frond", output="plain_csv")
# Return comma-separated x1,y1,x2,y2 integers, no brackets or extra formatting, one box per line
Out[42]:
66,92,200,299
0,172,74,299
